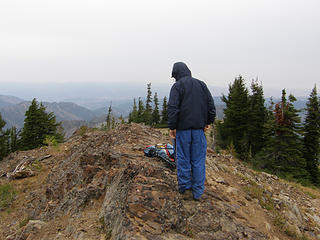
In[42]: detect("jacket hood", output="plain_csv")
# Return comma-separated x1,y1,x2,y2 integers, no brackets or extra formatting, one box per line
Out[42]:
171,62,191,81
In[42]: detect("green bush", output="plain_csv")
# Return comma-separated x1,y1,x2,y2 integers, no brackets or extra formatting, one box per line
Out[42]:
44,135,59,147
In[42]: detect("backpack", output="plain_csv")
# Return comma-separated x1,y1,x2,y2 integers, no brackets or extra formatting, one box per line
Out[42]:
144,143,176,169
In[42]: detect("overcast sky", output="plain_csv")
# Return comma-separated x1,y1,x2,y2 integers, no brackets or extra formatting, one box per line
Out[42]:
0,0,319,96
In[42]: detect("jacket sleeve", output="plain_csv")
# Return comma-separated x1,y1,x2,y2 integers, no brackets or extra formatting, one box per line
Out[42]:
206,85,216,124
167,83,181,130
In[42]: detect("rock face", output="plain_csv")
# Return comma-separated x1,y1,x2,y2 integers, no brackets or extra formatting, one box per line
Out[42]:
1,123,320,240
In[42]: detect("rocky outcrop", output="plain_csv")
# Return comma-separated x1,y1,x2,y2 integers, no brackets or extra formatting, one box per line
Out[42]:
1,123,320,240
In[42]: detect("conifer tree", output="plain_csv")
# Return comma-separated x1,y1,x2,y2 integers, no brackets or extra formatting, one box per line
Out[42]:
219,76,249,159
106,102,112,130
20,99,63,150
130,98,138,123
119,115,125,124
9,127,18,153
111,117,116,129
0,113,9,161
254,98,277,169
128,112,132,123
247,80,268,155
256,90,308,182
160,96,168,126
143,83,153,125
137,97,145,123
152,92,160,125
303,85,320,185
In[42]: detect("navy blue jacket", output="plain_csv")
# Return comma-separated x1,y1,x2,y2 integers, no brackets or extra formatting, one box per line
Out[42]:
168,62,216,130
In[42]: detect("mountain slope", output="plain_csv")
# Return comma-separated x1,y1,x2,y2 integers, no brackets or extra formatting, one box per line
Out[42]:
0,124,319,239
0,101,98,129
0,95,24,108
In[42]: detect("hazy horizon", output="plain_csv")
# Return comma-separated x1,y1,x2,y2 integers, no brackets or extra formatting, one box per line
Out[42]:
1,0,319,94
1,81,313,104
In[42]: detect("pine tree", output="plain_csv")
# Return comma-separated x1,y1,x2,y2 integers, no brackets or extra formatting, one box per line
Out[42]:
152,92,160,125
111,117,116,129
137,97,145,123
106,102,112,130
303,85,320,185
0,113,9,161
143,83,153,125
254,98,277,169
130,98,138,123
128,112,132,123
247,80,268,156
9,127,18,153
219,76,249,159
160,96,168,126
20,99,63,150
256,90,308,182
119,115,125,124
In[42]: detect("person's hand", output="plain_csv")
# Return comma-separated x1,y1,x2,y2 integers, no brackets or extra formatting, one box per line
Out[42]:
204,125,210,132
169,129,176,139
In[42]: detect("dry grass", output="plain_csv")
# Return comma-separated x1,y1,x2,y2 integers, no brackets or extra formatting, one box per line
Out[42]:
286,181,320,199
0,184,16,211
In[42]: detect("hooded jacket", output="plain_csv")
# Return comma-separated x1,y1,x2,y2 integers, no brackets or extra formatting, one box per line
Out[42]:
168,62,216,130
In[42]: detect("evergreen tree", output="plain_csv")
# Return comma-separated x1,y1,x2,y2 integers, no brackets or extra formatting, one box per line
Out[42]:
130,98,138,123
111,117,116,129
143,83,153,125
119,115,125,124
160,96,168,125
137,97,145,123
128,112,132,123
303,85,320,185
0,113,9,161
20,99,63,150
152,92,160,125
219,76,249,159
256,90,308,182
247,80,268,155
106,102,112,130
254,98,276,169
9,127,18,153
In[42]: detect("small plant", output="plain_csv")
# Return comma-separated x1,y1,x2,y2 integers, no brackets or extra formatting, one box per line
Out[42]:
78,126,88,136
0,184,16,210
227,142,236,156
44,135,60,152
19,217,31,228
31,159,41,171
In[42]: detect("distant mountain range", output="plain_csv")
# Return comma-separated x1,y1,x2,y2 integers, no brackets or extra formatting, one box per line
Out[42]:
0,95,103,136
0,95,25,108
0,94,308,138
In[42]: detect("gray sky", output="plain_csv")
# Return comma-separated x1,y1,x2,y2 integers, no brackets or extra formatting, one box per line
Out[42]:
0,0,319,96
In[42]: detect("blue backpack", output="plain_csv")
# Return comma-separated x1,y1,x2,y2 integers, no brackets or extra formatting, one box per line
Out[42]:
144,143,176,168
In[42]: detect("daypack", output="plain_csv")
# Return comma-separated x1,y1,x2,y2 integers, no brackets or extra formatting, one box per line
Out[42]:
144,143,176,168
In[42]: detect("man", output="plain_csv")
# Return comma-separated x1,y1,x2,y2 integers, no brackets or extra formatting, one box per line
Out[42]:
168,62,216,201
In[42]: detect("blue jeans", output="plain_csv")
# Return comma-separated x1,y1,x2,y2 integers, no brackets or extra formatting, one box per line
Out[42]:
176,129,207,199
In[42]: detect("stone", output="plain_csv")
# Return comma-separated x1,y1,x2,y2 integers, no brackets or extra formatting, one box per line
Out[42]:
265,222,271,231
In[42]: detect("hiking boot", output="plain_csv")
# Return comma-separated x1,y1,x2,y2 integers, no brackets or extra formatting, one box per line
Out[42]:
193,193,208,202
179,189,193,200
